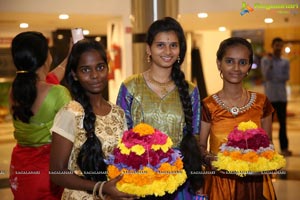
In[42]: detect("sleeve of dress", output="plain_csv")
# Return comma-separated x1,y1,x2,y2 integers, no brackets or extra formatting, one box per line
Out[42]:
263,97,274,118
191,87,201,134
54,85,72,112
201,101,211,123
50,108,76,142
116,83,134,129
46,72,60,84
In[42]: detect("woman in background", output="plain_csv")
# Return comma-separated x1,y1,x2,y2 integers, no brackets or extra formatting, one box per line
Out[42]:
9,31,71,199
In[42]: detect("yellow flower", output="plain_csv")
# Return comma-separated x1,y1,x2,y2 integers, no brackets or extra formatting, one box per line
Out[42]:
212,151,286,177
151,138,173,152
133,123,155,136
118,142,130,155
237,120,258,131
131,144,145,155
115,167,187,197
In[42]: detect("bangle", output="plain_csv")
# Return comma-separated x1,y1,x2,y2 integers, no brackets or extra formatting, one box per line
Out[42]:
98,181,107,200
92,181,102,199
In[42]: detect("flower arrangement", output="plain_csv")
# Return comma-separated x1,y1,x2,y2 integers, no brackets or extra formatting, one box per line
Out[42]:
212,120,286,177
106,123,187,197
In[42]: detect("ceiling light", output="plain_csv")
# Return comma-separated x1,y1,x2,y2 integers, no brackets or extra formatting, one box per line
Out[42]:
264,18,273,24
95,36,101,42
19,23,29,28
59,14,69,20
83,29,90,35
197,13,208,18
57,34,64,40
218,26,226,32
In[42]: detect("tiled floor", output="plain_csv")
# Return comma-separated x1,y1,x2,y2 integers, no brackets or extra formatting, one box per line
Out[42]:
0,85,299,200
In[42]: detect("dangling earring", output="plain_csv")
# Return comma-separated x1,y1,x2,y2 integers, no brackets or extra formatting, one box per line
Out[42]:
147,54,151,63
246,72,249,76
177,56,180,63
219,71,223,79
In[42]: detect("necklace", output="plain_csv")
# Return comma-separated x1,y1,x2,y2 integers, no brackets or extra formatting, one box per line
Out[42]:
224,89,245,116
147,74,173,96
213,91,256,117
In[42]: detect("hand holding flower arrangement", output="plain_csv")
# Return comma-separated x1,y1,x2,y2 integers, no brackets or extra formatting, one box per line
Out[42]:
106,123,187,197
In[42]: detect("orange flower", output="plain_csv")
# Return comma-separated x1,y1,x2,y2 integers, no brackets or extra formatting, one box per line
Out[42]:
223,150,230,156
229,151,243,160
135,167,155,186
159,163,172,172
261,150,275,160
174,158,184,169
107,165,121,179
133,123,155,136
242,151,259,162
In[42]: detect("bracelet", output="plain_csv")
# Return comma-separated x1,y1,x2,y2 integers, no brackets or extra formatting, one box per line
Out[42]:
92,181,102,199
98,181,107,200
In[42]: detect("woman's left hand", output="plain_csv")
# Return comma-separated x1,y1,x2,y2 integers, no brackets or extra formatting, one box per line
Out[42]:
102,175,139,200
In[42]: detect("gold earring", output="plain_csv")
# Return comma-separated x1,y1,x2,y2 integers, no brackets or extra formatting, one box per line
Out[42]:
219,71,223,79
147,54,151,63
177,56,180,63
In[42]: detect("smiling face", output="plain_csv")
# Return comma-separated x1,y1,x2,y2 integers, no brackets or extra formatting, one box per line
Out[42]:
217,44,251,84
146,31,180,69
73,49,108,95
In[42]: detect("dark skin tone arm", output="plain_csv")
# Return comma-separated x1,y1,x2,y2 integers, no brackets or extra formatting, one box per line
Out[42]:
199,121,216,169
49,39,73,82
261,114,273,143
50,132,138,199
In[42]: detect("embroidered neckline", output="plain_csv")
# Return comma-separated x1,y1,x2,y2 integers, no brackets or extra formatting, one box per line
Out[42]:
212,92,256,117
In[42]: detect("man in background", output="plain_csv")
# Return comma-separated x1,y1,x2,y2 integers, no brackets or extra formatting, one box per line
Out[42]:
261,37,292,156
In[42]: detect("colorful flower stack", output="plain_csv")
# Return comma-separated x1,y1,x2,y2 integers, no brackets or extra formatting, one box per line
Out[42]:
212,120,286,177
106,123,187,197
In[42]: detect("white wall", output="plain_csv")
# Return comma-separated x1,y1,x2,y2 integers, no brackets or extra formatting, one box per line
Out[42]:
193,30,231,95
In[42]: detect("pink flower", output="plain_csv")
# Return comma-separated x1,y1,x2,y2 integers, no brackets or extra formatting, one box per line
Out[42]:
227,126,270,150
151,131,168,144
228,128,245,142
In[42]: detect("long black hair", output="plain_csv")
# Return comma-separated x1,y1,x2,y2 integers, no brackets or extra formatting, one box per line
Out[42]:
146,17,203,193
64,39,108,182
11,31,49,123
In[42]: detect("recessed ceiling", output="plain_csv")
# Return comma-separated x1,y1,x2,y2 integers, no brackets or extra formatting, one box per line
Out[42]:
0,3,299,36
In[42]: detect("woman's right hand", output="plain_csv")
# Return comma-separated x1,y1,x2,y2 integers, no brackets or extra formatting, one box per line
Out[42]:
202,152,217,170
102,175,138,200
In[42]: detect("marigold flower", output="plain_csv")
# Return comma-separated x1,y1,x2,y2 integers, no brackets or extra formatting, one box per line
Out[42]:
106,123,187,196
131,144,145,155
237,120,257,131
133,123,155,136
212,121,286,177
